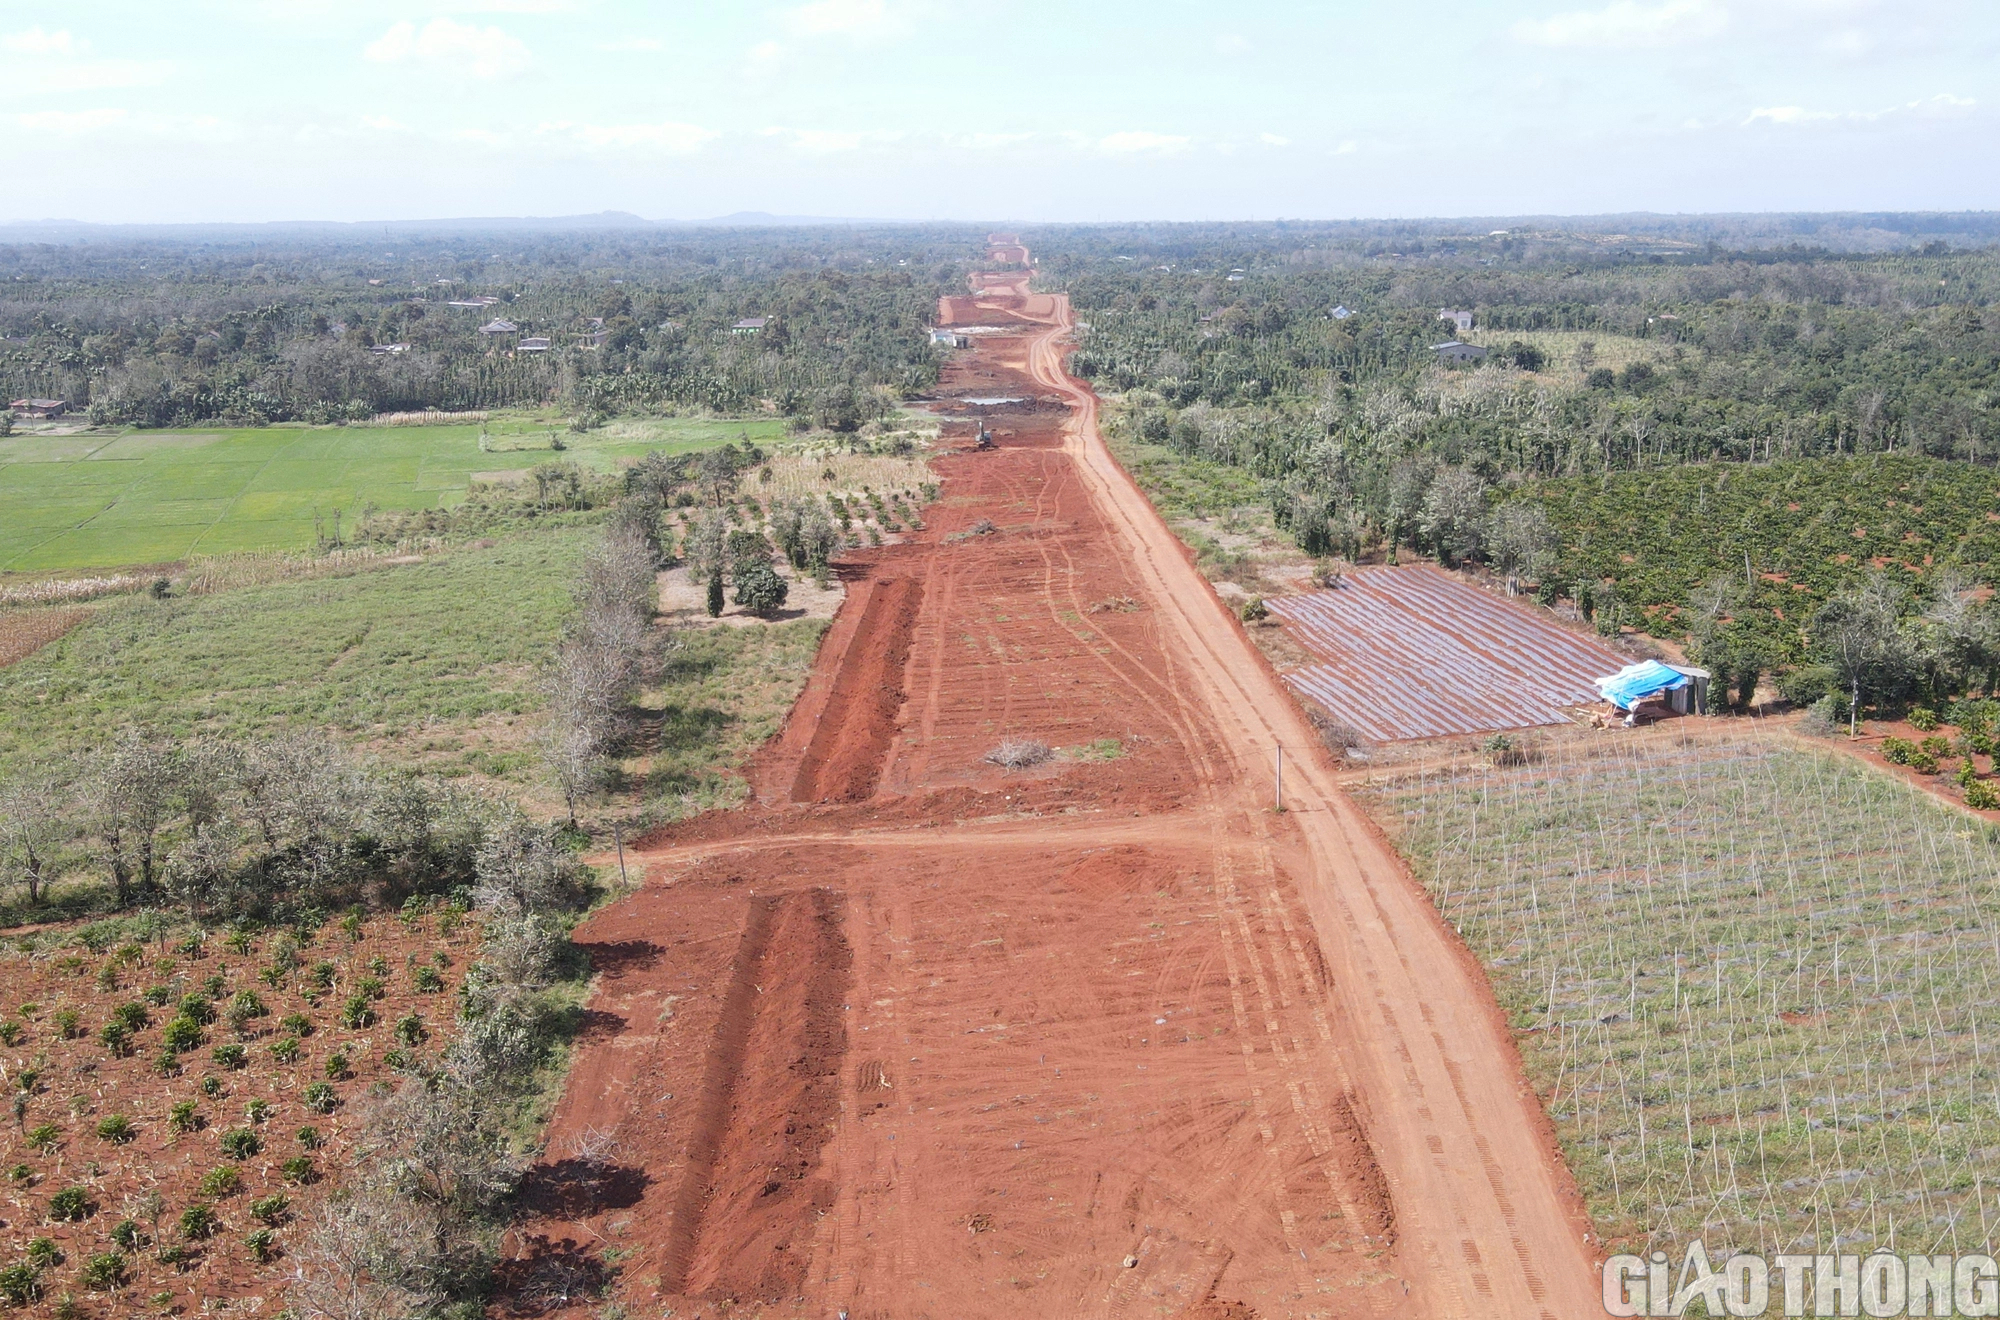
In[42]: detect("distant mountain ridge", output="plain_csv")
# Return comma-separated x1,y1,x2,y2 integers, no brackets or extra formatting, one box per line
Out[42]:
0,210,903,242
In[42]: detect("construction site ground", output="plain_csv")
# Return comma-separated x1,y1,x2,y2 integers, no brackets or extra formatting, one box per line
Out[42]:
502,249,1601,1319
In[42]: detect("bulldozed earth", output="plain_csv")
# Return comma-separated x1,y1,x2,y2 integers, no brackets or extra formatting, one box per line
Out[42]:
503,253,1601,1318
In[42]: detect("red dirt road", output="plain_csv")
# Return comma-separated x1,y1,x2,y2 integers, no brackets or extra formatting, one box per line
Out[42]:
507,259,1598,1319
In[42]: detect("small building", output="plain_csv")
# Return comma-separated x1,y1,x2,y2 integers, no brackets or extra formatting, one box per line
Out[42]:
731,317,768,334
478,319,519,335
929,328,969,348
1330,305,1355,319
8,398,66,418
1439,308,1475,333
1432,341,1488,363
575,329,609,349
370,343,409,355
517,337,551,353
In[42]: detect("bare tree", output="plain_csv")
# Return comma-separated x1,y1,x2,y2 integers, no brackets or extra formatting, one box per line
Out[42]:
97,730,181,903
1418,466,1487,567
473,813,584,915
1486,503,1557,594
0,768,73,907
287,1190,447,1320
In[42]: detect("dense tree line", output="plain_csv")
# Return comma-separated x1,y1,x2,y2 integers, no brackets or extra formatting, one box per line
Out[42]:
0,228,972,427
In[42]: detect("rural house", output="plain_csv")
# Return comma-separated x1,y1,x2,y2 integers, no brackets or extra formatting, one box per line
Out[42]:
478,318,519,335
1439,308,1475,332
8,398,67,418
1331,305,1355,319
370,343,409,355
929,328,969,348
732,317,768,334
1432,341,1488,363
517,337,551,352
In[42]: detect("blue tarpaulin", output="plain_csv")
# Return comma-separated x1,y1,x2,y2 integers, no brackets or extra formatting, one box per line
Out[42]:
1595,660,1689,710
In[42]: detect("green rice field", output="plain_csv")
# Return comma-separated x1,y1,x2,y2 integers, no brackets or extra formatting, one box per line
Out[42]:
0,414,785,571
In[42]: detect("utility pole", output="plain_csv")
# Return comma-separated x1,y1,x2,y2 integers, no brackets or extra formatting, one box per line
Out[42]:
613,823,629,887
1274,745,1284,813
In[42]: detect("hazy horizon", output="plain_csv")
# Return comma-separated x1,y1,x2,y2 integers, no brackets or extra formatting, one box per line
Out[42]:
5,0,1997,227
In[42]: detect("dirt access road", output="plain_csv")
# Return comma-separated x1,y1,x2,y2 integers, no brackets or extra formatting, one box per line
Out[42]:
506,246,1598,1319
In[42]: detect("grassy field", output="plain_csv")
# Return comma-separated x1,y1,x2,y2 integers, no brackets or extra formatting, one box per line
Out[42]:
0,413,787,572
1357,728,2000,1261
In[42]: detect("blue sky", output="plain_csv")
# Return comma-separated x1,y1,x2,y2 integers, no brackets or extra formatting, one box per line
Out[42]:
3,0,1995,223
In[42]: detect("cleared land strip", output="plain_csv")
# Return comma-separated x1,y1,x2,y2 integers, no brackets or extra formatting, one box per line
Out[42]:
1022,293,1602,1318
1266,566,1627,741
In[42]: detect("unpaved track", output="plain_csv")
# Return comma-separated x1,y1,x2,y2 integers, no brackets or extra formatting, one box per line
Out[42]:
507,256,1596,1319
1016,289,1599,1318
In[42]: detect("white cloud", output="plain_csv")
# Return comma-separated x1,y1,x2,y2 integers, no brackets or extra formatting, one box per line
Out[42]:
364,18,530,78
543,120,719,154
1259,132,1290,146
1215,33,1252,55
1513,0,1728,48
361,115,410,132
2,26,83,55
1098,131,1192,154
1745,92,1976,126
16,108,127,135
788,0,892,36
599,35,664,51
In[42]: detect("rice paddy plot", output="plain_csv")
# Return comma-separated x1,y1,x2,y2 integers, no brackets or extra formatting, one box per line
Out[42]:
0,414,786,571
1358,728,2000,1261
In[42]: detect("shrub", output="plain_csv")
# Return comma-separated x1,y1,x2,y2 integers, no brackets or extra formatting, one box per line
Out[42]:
1967,780,2000,811
218,1128,260,1160
199,1074,224,1098
245,1228,275,1264
245,1099,273,1124
279,1155,315,1184
167,1101,199,1134
278,1012,312,1037
270,1036,302,1064
177,1204,217,1240
1239,595,1268,622
46,1186,91,1222
1920,734,1952,759
23,1240,60,1270
394,1014,425,1046
7,1164,29,1183
141,985,171,1007
160,1017,204,1052
983,739,1053,770
309,963,336,992
366,955,389,977
1910,707,1941,732
155,1244,192,1270
338,995,375,1029
413,965,445,993
200,976,224,998
249,1194,289,1226
98,1021,133,1056
323,1051,349,1080
302,1083,337,1114
52,1011,79,1040
355,976,386,1001
1481,733,1527,766
176,995,215,1026
733,561,790,614
111,1003,149,1032
24,1124,59,1153
1910,750,1940,775
198,1166,242,1197
0,1023,20,1048
0,1263,38,1305
94,1115,134,1144
78,1252,124,1291
110,1219,144,1251
212,1044,247,1070
1881,736,1917,765
295,1125,322,1149
226,991,268,1027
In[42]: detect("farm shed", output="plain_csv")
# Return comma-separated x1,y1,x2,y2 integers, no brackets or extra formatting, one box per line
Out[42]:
1595,660,1710,715
1438,308,1475,332
517,337,552,352
8,398,67,417
478,318,519,335
1432,341,1488,364
732,317,768,334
